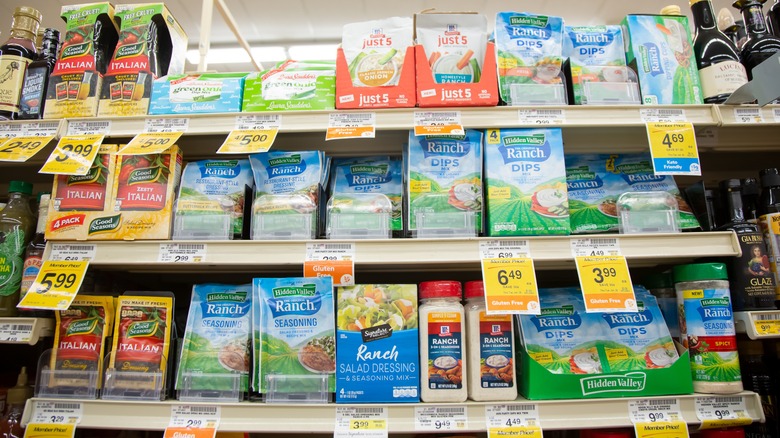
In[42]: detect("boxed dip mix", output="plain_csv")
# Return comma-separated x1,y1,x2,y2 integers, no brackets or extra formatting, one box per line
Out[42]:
242,60,336,112
484,128,569,236
494,12,565,105
253,277,335,393
406,130,483,235
563,25,631,105
328,156,403,236
174,159,253,239
415,13,488,84
149,73,247,115
249,151,325,239
46,144,118,241
98,3,188,117
622,15,703,105
44,3,120,119
176,284,252,392
336,284,419,403
342,17,414,88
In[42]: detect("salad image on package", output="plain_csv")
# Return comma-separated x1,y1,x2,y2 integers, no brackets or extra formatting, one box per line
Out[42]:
416,13,488,83
342,17,413,87
563,25,632,105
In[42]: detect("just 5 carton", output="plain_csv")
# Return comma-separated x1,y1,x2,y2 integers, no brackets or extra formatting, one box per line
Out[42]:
622,14,703,105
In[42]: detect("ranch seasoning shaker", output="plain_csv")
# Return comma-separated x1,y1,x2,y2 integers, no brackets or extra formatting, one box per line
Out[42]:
673,263,743,394
419,281,467,402
464,281,516,401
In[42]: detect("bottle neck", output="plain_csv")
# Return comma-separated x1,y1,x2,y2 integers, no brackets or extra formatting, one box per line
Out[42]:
726,189,746,223
40,37,59,62
692,0,718,31
742,3,770,36
8,14,39,43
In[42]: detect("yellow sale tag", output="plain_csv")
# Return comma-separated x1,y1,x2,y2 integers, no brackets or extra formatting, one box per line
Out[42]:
700,418,752,430
488,426,543,438
414,124,464,136
217,129,278,154
575,255,636,312
0,135,55,162
39,134,104,175
634,421,689,438
18,261,89,311
755,319,780,336
119,131,182,155
23,423,77,438
481,258,539,314
349,419,386,430
646,122,701,176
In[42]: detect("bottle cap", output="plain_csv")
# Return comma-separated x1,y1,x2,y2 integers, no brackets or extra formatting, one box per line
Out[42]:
420,281,462,299
642,272,674,290
14,6,42,23
720,179,742,191
36,191,51,203
718,7,737,30
464,280,484,299
742,178,759,196
660,5,683,14
9,180,32,195
6,367,32,405
673,262,729,283
700,428,745,438
760,168,780,188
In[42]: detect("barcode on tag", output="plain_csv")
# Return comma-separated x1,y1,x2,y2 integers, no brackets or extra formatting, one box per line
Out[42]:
236,114,281,130
0,323,34,343
641,108,686,122
49,243,96,261
352,408,384,414
189,406,217,414
320,244,353,250
23,121,60,136
479,240,531,259
0,124,23,137
436,408,465,414
145,117,189,133
571,237,622,257
590,238,617,245
649,399,677,406
714,397,743,403
32,401,84,424
67,120,111,135
306,242,355,261
54,403,81,410
754,313,780,320
6,324,32,331
518,109,566,124
506,405,536,411
158,243,207,263
734,107,763,123
175,244,205,251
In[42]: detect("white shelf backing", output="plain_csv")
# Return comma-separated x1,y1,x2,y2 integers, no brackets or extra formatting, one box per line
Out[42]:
22,392,763,432
42,232,739,273
0,318,54,345
734,310,780,339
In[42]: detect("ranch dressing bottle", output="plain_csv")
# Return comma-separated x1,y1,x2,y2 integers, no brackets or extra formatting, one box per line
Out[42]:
419,281,467,402
464,281,516,401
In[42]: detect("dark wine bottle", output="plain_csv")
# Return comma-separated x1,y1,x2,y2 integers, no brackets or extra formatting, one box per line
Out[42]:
767,0,780,36
734,0,780,79
0,7,41,120
692,0,749,103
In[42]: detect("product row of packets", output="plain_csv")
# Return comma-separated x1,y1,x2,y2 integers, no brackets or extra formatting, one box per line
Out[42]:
45,128,697,242
41,279,693,404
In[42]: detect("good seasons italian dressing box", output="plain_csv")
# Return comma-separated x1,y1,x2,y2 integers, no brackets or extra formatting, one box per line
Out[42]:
336,284,419,403
98,3,188,117
484,128,569,236
149,73,247,115
44,3,119,119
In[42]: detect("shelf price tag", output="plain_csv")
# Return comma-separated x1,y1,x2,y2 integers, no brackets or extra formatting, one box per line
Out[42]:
165,405,219,438
0,123,24,141
485,404,542,438
218,114,281,154
0,135,56,162
629,398,689,438
335,407,388,438
413,111,464,136
18,261,89,310
304,242,355,287
26,400,82,438
414,406,469,431
696,396,752,429
118,118,189,155
752,311,780,336
326,112,376,140
640,108,686,123
39,134,104,175
49,243,97,262
571,238,635,313
518,109,566,125
0,320,34,343
479,240,539,315
67,120,111,136
733,107,764,123
646,122,701,176
158,243,206,263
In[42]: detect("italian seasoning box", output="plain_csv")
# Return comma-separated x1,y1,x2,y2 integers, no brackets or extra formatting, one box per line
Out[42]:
336,284,419,403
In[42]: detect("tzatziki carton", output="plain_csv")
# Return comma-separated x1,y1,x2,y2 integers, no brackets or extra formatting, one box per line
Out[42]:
484,128,569,236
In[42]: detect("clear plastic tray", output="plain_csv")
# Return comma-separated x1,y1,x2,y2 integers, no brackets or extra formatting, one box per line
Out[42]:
177,372,244,402
264,374,331,404
251,194,317,240
581,66,641,105
617,191,680,234
414,210,477,238
35,349,100,399
508,83,567,106
173,210,232,240
102,368,164,401
327,194,392,239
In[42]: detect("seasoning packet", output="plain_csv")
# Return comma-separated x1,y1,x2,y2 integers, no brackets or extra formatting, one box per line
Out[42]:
109,293,174,389
415,13,488,83
176,284,252,392
342,17,414,87
563,25,630,104
253,277,335,393
51,295,114,388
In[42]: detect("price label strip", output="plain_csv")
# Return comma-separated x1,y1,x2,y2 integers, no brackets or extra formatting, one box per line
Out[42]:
479,240,540,315
414,406,469,432
752,311,780,336
571,238,636,313
24,401,83,438
335,407,388,438
646,122,701,176
39,134,104,175
413,111,464,136
18,261,89,311
67,120,111,136
696,396,752,429
48,243,97,262
0,135,56,162
304,242,355,287
326,112,376,140
0,320,34,343
639,108,687,123
485,404,542,438
518,109,566,125
158,243,206,263
0,123,24,141
217,114,281,154
164,405,220,438
629,398,689,438
733,107,764,123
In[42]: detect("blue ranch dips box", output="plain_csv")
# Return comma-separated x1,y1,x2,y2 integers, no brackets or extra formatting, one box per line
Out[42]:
336,284,420,402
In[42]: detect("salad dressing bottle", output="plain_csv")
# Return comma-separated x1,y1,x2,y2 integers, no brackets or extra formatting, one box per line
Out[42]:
0,181,35,316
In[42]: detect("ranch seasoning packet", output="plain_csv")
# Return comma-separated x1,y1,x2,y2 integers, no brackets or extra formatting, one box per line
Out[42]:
342,17,414,87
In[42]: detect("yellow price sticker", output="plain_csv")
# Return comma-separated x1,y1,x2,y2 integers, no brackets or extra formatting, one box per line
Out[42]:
413,124,464,136
488,426,543,438
634,421,689,438
754,318,780,336
39,134,104,175
575,255,636,312
119,131,182,155
18,260,89,311
0,135,55,162
700,417,752,430
349,419,386,430
217,129,278,154
481,258,539,314
23,423,77,438
646,122,701,176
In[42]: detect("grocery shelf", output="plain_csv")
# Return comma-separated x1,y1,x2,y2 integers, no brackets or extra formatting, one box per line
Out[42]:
734,310,780,339
0,317,54,345
43,231,739,273
22,392,763,432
